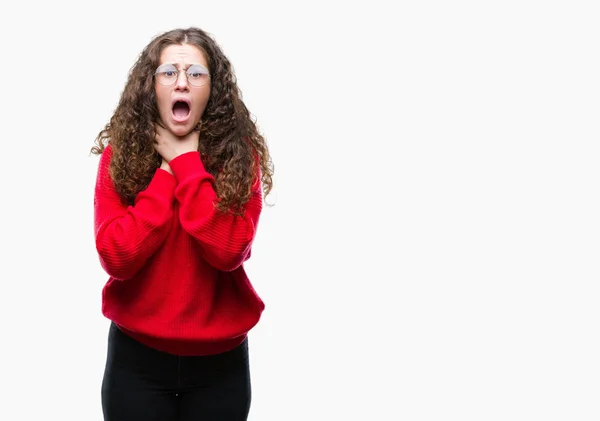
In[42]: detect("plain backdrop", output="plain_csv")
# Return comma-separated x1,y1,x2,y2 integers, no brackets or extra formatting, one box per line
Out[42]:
0,1,599,420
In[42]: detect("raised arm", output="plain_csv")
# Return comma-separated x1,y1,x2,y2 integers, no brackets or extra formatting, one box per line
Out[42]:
94,145,177,280
169,151,262,272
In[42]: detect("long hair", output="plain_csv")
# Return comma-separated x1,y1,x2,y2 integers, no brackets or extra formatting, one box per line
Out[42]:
90,27,274,215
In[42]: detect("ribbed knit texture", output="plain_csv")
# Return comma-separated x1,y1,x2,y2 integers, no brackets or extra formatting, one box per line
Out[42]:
94,144,265,356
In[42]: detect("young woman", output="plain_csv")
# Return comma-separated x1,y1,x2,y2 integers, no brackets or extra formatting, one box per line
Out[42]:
90,27,274,421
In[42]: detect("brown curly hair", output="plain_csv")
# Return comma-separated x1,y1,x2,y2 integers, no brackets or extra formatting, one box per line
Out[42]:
90,27,274,215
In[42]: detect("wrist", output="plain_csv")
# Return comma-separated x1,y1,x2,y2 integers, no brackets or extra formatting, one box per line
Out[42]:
160,160,174,175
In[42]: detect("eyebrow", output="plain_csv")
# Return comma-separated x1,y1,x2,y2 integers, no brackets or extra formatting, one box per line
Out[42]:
157,63,208,71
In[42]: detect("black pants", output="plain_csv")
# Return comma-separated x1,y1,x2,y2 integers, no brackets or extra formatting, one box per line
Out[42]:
101,322,251,421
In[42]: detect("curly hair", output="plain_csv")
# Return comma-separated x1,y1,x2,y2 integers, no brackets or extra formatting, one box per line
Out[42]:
90,27,274,215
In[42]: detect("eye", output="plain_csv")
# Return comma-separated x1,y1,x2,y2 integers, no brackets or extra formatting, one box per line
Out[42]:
187,65,208,76
164,70,177,77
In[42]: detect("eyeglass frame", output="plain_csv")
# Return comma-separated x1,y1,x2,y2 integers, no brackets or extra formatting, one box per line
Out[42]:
153,63,211,87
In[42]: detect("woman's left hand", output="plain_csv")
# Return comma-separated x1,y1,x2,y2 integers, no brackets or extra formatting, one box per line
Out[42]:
154,123,200,163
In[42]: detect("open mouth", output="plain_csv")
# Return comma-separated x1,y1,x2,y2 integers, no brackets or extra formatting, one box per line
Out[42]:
172,100,191,121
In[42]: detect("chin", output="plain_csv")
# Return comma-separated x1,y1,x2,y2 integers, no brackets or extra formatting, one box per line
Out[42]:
169,124,194,137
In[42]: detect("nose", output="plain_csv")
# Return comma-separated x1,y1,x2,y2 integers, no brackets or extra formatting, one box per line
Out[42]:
174,71,189,91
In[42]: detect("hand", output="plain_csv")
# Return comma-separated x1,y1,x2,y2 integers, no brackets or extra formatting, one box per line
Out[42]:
154,122,200,163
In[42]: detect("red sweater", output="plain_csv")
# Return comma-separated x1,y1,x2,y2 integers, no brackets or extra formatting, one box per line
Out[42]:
93,144,265,356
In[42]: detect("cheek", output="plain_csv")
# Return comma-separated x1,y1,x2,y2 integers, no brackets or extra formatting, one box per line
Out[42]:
158,100,170,116
194,93,210,115
155,88,170,114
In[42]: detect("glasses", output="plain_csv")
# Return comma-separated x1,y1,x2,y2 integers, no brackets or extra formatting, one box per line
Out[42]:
154,63,210,87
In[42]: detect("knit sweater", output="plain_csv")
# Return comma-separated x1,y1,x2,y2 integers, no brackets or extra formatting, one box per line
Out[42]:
93,144,265,356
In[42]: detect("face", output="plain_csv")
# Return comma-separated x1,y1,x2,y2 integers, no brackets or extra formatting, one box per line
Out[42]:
155,43,211,137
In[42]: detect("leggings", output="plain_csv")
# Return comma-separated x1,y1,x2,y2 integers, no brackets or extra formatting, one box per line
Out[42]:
101,322,252,421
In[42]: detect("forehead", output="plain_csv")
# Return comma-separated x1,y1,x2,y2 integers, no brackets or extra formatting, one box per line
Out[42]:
159,44,208,67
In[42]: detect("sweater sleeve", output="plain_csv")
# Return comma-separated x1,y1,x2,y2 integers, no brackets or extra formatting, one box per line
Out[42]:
94,145,177,280
169,151,262,272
